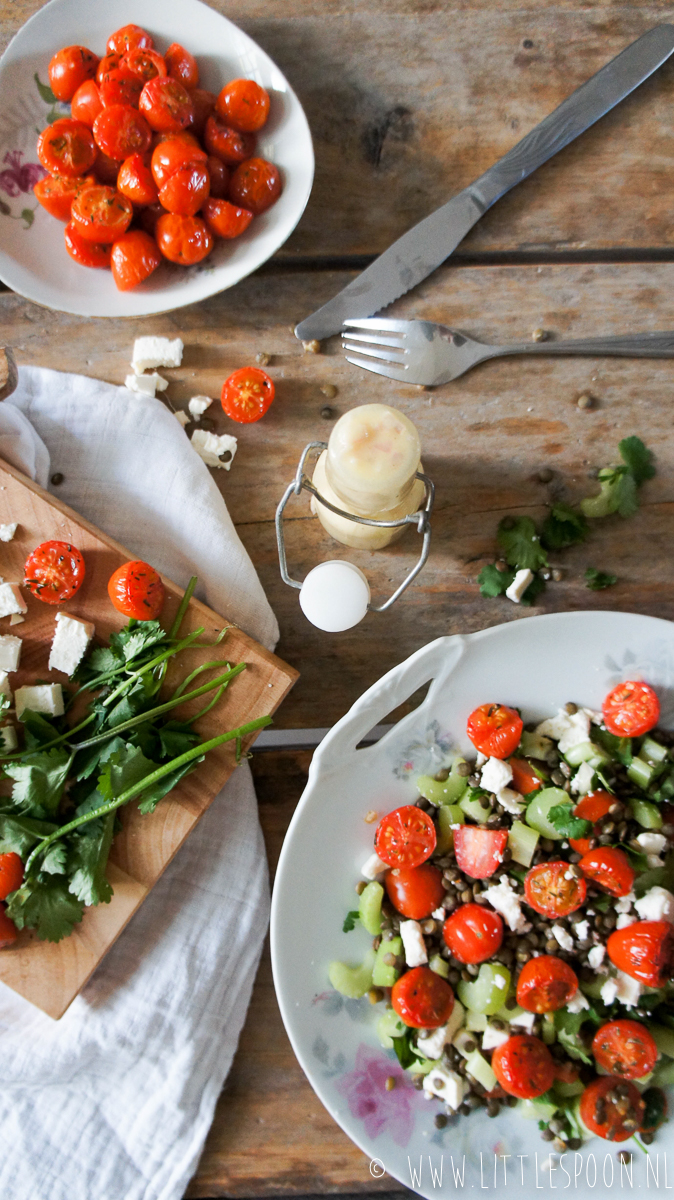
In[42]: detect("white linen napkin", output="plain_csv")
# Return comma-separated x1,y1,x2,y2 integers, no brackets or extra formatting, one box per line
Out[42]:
0,366,280,1200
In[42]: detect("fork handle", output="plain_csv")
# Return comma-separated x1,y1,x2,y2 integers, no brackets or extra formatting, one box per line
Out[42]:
501,331,674,358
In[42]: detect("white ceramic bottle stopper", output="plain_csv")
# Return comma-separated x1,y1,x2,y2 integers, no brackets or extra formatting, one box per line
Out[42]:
299,561,370,632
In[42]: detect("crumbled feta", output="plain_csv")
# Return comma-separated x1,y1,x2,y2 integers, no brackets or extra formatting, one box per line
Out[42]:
480,757,513,794
417,1023,449,1060
0,671,11,699
483,876,531,933
9,613,24,626
493,973,507,989
475,751,488,768
615,892,635,913
0,583,26,618
423,1065,465,1110
361,852,387,880
566,989,590,1013
432,907,446,921
400,919,428,967
15,683,64,720
637,832,667,856
635,886,674,924
571,761,595,796
615,971,643,1008
0,725,17,751
48,612,95,677
588,944,606,970
191,429,238,470
496,787,524,814
0,634,21,672
509,1009,536,1033
616,913,637,929
574,919,589,941
505,567,534,604
124,372,168,397
188,394,213,418
536,708,591,753
132,336,183,374
552,924,574,952
0,523,17,542
482,1024,510,1050
600,977,618,1005
174,409,190,427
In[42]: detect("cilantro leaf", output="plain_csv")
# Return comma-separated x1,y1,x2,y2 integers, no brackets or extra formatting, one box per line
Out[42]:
6,875,84,942
3,748,72,817
634,855,674,897
612,470,639,518
158,721,201,759
619,436,655,486
40,842,67,875
136,758,201,815
392,1030,417,1070
97,743,157,804
541,504,588,551
497,516,548,571
585,567,618,591
593,894,611,913
548,804,593,839
477,563,515,598
592,726,632,766
67,814,114,906
554,1005,600,1064
342,910,360,932
21,710,62,750
109,619,165,663
619,842,649,871
105,681,153,729
0,813,58,857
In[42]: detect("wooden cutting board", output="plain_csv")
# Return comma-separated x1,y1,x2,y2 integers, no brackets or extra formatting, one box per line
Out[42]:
0,456,297,1018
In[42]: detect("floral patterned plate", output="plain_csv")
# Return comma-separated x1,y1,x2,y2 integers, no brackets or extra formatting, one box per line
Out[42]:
271,611,674,1200
0,0,313,316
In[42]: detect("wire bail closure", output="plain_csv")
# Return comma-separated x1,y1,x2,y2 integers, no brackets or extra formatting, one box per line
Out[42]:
275,441,434,613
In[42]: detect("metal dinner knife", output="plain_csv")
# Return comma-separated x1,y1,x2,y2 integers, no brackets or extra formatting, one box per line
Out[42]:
295,24,674,343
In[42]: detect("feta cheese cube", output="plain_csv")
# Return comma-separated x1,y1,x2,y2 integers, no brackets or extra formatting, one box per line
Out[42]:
483,876,531,933
432,907,446,921
616,913,636,929
174,409,190,427
0,523,17,542
0,725,17,751
509,1009,536,1033
400,919,428,967
0,635,21,672
0,671,11,699
9,613,24,626
124,372,168,397
635,886,674,924
361,852,387,880
188,394,213,418
571,761,595,796
191,429,238,470
615,971,642,1008
615,892,635,914
636,832,667,856
536,708,591,754
505,567,534,604
48,612,95,676
551,924,574,952
566,989,590,1014
588,944,606,971
423,1064,465,1110
0,583,26,618
574,919,589,941
131,336,183,374
482,1023,510,1050
417,1023,449,1060
15,683,64,721
601,977,618,1005
480,757,513,794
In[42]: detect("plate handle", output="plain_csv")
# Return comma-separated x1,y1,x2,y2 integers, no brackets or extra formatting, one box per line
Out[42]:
311,635,466,775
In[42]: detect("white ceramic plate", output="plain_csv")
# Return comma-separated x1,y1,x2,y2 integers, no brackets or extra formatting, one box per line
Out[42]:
0,0,314,316
271,611,674,1200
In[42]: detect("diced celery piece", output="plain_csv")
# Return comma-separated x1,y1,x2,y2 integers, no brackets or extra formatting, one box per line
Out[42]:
542,1013,556,1045
520,730,554,762
508,820,540,867
495,1001,526,1023
372,936,402,987
571,1097,593,1138
359,881,384,935
518,1097,558,1121
652,1060,674,1087
445,999,465,1044
578,974,605,1000
525,787,569,840
458,964,511,1014
565,741,611,768
417,758,469,805
628,756,654,788
436,804,465,854
376,1010,407,1048
459,795,490,824
329,948,376,998
429,953,450,979
465,1049,497,1091
465,1011,488,1032
409,1056,435,1076
633,1071,654,1092
553,1078,584,1098
641,736,669,763
580,468,622,520
648,1023,674,1059
454,1028,479,1057
630,799,663,830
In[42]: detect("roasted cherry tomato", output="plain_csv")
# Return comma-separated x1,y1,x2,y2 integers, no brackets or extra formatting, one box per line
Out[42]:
48,45,99,102
524,861,587,918
64,222,112,268
203,114,256,165
155,213,213,265
71,79,103,128
124,47,167,83
158,161,209,215
117,153,158,206
71,185,133,243
216,78,270,133
384,863,445,920
111,230,162,291
229,156,282,214
0,852,23,901
189,88,217,138
592,1020,658,1080
453,826,508,880
0,906,17,948
24,540,85,603
96,52,122,86
580,1077,644,1142
569,790,613,855
99,66,143,109
391,965,454,1029
139,77,194,133
491,1035,556,1099
202,197,253,239
508,757,542,795
108,560,165,619
165,42,199,89
375,805,436,869
220,366,275,423
107,25,154,56
607,920,674,987
33,173,96,221
37,120,97,178
579,846,635,897
602,680,660,738
516,955,578,1013
466,703,523,759
206,155,229,198
442,902,504,964
93,104,152,161
150,134,207,188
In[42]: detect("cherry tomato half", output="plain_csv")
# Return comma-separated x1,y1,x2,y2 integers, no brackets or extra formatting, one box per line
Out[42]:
453,826,508,880
93,104,152,161
516,955,578,1013
374,805,436,869
99,66,143,109
64,222,112,269
37,120,97,178
24,540,85,603
569,790,613,855
579,846,635,897
491,1035,556,1099
524,861,587,918
155,213,213,265
111,230,162,291
220,366,275,424
71,185,133,244
216,78,270,133
33,173,96,222
107,25,154,56
509,757,542,795
165,43,199,89
151,134,207,188
124,48,167,84
48,45,99,102
107,560,165,619
139,77,194,134
384,863,445,920
203,114,256,165
117,153,158,206
391,965,454,1029
158,161,210,216
592,1020,658,1080
579,1077,644,1142
0,852,23,901
96,52,122,87
466,703,523,759
442,902,504,964
203,198,253,239
0,906,17,948
607,920,674,987
71,79,103,128
229,157,282,215
602,680,660,738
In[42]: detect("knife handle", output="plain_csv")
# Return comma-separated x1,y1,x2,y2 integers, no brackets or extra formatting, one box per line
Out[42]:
471,23,674,211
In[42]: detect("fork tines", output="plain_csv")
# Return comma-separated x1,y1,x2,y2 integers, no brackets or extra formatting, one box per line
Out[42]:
341,318,409,381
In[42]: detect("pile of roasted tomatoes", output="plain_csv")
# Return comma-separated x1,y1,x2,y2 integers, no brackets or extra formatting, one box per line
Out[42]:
34,24,281,290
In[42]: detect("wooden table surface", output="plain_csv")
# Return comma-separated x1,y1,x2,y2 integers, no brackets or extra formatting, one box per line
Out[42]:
3,0,674,1195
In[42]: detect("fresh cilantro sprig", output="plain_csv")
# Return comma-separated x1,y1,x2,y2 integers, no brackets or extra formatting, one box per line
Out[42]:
581,436,655,520
342,910,360,932
585,567,617,591
541,503,588,551
497,516,548,571
548,804,593,840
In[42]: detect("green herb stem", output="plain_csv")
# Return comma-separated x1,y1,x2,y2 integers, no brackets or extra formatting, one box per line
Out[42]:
168,575,197,640
99,629,205,707
171,660,231,699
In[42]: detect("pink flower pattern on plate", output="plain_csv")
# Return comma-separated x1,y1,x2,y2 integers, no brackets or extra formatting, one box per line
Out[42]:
0,150,45,197
335,1043,419,1146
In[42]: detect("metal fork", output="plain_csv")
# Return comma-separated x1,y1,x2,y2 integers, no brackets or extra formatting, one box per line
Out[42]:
342,319,674,386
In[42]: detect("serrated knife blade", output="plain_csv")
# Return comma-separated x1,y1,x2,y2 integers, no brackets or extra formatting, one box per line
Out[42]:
295,24,674,343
